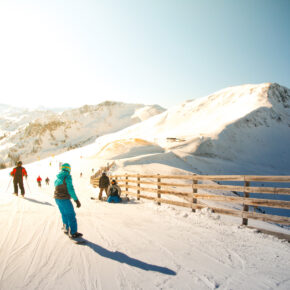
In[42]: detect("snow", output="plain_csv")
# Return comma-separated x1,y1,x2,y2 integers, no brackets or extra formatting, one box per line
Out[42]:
0,82,290,289
0,102,165,165
104,83,290,174
0,140,289,290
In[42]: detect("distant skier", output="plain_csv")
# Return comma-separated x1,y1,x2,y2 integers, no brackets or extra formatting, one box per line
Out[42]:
10,161,28,197
107,179,122,203
54,163,82,239
37,176,42,187
98,172,110,200
80,172,83,178
45,177,50,185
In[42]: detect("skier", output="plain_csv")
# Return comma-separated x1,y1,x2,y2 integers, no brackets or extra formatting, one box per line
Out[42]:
37,176,42,187
98,172,110,200
10,161,28,197
107,179,122,203
45,177,50,185
54,163,82,239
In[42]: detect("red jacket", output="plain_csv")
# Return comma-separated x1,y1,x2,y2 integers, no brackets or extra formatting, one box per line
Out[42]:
37,176,42,182
10,166,27,180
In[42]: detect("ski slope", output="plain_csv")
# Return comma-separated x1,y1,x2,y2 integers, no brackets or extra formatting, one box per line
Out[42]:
0,150,290,290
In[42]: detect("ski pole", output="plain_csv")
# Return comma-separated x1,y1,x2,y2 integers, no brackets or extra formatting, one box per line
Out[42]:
5,178,12,193
25,178,32,194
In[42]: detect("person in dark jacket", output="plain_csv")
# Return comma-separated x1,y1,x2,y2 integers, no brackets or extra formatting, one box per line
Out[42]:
54,163,82,238
10,161,28,197
107,179,122,203
98,172,110,200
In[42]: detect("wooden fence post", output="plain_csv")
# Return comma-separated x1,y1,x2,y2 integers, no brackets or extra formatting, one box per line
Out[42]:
157,174,161,205
192,177,198,212
137,174,140,200
242,181,250,225
125,174,128,197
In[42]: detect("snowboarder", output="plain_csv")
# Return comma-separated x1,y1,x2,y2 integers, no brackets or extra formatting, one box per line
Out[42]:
37,176,42,187
10,161,28,197
54,163,82,239
107,179,122,203
98,172,110,200
45,177,50,185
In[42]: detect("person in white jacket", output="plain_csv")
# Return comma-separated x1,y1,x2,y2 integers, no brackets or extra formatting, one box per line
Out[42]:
107,179,122,203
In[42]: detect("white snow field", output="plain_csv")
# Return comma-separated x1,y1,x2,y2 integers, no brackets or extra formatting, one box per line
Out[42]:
0,143,290,290
0,82,290,289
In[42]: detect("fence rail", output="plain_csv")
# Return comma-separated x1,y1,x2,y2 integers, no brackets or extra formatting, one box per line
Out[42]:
90,174,290,226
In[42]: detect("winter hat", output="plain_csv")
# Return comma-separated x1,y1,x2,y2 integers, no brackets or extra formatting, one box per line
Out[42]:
111,179,116,184
61,163,71,172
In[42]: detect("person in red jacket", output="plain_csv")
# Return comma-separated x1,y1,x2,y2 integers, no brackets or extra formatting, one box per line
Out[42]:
10,161,28,197
37,176,42,187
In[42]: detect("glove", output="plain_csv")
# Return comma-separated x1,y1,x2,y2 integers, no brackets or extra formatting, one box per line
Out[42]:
75,199,81,208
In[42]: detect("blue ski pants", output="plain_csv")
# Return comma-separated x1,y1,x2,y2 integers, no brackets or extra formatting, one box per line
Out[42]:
107,195,121,203
55,199,77,235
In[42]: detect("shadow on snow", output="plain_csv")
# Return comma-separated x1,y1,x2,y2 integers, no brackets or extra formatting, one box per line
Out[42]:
23,197,54,206
84,240,176,276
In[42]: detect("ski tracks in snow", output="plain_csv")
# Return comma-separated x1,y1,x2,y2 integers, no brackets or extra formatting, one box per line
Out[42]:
0,190,290,289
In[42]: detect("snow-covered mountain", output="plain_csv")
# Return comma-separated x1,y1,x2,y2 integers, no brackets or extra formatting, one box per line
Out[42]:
0,85,289,289
1,83,290,175
0,102,165,166
103,83,290,175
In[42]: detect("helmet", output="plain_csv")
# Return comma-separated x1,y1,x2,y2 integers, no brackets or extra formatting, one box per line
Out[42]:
17,161,22,166
61,163,71,172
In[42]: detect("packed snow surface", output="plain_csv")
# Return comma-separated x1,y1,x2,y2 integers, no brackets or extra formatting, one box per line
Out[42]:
0,83,290,289
0,144,289,290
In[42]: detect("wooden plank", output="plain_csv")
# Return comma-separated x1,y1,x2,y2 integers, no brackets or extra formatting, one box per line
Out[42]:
193,175,245,181
119,184,189,196
122,191,290,225
242,181,250,226
244,176,290,182
192,194,290,209
123,191,195,209
112,174,195,180
93,175,290,183
117,179,191,187
157,175,161,205
125,174,128,197
193,175,290,182
191,184,290,195
137,174,140,201
247,226,290,242
192,178,198,213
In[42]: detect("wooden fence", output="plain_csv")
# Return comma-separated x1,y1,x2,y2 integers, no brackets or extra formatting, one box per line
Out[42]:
90,174,290,226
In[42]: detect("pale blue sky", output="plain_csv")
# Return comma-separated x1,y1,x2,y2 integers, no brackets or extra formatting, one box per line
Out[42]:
0,0,289,109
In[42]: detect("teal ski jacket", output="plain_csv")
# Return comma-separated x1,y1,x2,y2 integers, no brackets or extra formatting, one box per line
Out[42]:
54,169,78,201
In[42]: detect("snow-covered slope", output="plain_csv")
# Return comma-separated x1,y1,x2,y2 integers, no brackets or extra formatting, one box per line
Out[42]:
103,83,290,175
0,135,289,290
0,102,165,166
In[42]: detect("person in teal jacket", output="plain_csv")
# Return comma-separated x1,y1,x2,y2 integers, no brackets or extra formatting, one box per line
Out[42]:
54,163,82,238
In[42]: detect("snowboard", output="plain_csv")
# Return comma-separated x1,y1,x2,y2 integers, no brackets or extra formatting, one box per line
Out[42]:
91,196,130,202
91,196,107,201
70,236,86,245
